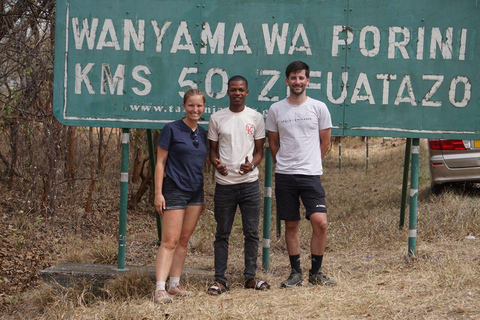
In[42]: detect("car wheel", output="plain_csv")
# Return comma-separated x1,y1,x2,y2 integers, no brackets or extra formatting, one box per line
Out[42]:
431,184,444,195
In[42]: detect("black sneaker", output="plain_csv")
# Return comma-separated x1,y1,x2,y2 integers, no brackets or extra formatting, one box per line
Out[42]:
309,269,336,286
280,269,303,288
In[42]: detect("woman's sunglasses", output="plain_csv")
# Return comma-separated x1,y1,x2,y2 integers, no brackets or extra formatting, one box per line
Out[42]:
190,131,199,148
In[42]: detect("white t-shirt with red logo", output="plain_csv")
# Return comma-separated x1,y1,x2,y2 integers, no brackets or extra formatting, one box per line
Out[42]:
208,106,265,185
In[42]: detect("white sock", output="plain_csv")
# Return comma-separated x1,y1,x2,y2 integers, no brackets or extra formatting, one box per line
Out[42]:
156,281,166,291
169,277,180,289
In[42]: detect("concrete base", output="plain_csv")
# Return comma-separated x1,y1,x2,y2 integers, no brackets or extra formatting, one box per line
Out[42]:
40,262,211,290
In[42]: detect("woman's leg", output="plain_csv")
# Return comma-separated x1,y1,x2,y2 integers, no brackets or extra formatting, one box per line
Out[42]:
169,205,203,277
155,209,185,282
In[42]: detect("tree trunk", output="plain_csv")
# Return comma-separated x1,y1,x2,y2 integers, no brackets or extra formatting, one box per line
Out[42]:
85,161,96,213
67,126,76,190
97,127,104,175
8,120,18,188
129,159,152,209
89,127,94,156
131,147,143,184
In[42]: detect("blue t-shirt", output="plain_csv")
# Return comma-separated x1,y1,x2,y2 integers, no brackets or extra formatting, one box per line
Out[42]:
157,119,207,192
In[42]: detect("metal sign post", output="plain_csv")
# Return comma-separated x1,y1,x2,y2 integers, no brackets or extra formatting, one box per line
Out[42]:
399,138,412,229
262,143,273,269
408,138,420,256
117,128,130,270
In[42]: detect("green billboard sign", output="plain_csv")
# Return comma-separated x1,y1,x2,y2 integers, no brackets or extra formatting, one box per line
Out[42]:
54,0,480,138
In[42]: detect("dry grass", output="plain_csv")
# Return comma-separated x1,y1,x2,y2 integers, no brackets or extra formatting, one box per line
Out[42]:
3,138,480,319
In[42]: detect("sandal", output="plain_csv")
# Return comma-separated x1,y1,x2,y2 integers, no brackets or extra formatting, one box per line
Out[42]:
244,278,271,291
207,281,228,296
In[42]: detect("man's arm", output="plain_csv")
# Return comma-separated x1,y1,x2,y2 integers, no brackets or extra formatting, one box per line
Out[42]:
267,131,280,163
240,138,265,174
319,128,331,159
252,138,265,167
209,139,228,176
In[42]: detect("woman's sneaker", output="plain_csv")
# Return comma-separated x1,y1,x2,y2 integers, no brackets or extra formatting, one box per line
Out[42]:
280,269,303,288
308,269,337,286
154,289,173,304
167,284,193,297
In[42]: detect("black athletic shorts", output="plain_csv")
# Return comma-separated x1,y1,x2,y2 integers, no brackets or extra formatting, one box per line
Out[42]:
275,173,327,221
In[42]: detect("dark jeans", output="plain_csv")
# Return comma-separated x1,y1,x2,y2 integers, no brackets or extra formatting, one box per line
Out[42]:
213,181,261,285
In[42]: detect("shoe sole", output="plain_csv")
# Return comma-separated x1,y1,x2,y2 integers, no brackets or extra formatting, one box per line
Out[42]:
154,298,173,304
280,281,303,288
168,291,193,297
309,280,337,286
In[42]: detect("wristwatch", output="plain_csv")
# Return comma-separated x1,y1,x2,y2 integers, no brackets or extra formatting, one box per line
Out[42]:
251,163,256,171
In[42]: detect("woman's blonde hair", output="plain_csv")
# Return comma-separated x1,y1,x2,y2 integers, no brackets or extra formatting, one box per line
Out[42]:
183,88,206,104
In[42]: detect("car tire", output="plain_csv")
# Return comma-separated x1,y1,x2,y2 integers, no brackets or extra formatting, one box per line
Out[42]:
431,184,444,195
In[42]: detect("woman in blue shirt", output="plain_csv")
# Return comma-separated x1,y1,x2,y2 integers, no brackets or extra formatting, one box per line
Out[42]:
153,89,207,304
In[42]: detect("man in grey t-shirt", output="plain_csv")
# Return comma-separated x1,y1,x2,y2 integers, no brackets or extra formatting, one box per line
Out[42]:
266,61,336,287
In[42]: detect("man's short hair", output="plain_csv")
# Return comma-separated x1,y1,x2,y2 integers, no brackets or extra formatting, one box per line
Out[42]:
285,61,310,79
228,75,248,89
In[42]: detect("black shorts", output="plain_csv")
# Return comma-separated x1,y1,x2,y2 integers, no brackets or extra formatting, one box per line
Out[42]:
275,173,327,221
162,175,204,210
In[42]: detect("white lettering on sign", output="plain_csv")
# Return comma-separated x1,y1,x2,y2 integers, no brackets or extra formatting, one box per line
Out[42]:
75,63,95,94
416,27,425,60
262,23,288,55
422,75,444,107
307,71,321,90
388,27,410,59
201,22,226,54
376,74,397,105
228,23,252,54
258,70,281,101
171,21,196,53
70,17,471,61
151,20,172,52
96,19,120,50
331,25,353,57
351,73,375,104
132,65,151,96
327,72,348,104
72,17,98,50
288,24,312,55
123,19,145,52
394,75,416,106
359,26,380,57
449,76,471,107
67,17,475,110
332,24,468,61
205,68,228,99
121,70,472,116
459,29,468,61
430,27,452,60
177,67,198,98
101,63,125,95
74,63,154,96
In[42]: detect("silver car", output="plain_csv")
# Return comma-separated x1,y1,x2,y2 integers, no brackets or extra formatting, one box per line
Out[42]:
428,139,480,193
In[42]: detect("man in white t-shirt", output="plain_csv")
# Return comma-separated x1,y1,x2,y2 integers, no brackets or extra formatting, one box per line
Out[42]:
266,61,336,287
207,75,270,295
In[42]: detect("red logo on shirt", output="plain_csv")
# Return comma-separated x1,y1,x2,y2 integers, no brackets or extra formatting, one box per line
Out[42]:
246,124,254,134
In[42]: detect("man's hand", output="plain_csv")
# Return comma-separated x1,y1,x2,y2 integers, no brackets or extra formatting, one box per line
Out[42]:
239,156,253,175
214,158,228,176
